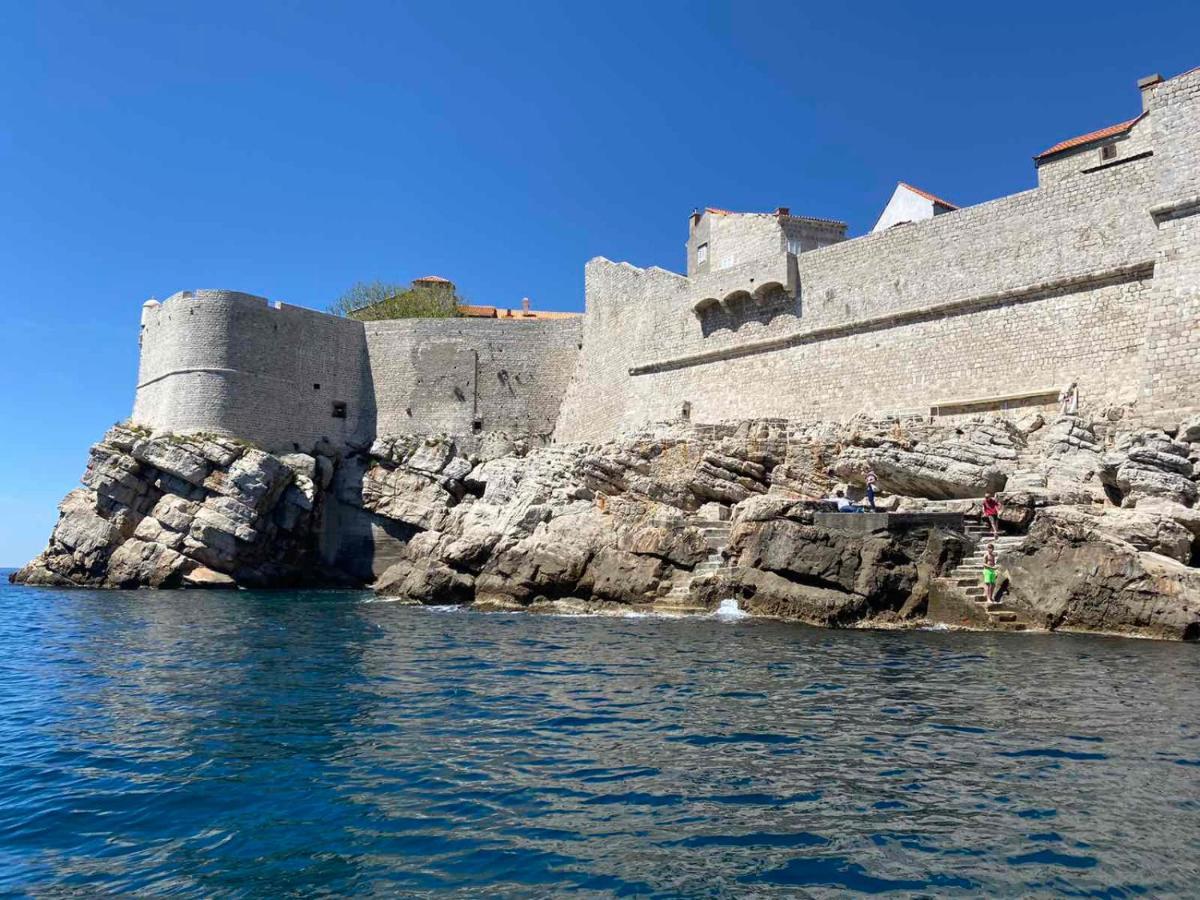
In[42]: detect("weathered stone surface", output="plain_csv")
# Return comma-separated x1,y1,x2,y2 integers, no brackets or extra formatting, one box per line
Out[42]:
1003,509,1200,640
361,465,455,530
11,427,332,590
1032,506,1193,563
833,426,1013,500
14,414,1200,642
1180,415,1200,445
182,566,237,588
105,539,187,588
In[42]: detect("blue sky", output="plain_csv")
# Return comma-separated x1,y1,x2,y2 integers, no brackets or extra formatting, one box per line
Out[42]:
1,1,1197,565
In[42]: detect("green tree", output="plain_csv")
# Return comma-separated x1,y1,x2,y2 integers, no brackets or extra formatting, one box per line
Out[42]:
328,280,462,320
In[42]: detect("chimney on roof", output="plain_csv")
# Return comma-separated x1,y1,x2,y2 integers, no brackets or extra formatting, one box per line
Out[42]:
1138,73,1163,111
689,208,701,232
775,207,790,217
521,297,531,313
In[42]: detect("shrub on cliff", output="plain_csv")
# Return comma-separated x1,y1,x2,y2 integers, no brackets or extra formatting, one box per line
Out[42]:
330,280,463,320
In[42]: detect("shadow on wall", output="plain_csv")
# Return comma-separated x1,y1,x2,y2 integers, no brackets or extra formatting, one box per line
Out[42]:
698,285,799,338
319,451,423,583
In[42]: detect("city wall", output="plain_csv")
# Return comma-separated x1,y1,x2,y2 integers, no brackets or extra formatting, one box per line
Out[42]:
555,67,1200,442
133,291,581,452
131,68,1199,454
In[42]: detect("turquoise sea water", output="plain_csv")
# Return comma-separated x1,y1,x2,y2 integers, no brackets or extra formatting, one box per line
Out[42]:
1,573,1198,897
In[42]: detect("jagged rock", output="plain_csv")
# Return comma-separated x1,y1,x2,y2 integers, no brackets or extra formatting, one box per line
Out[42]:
1179,415,1200,444
13,415,1200,642
1003,509,1200,639
278,452,318,482
361,465,456,530
182,566,237,588
1032,506,1193,563
106,539,187,588
691,568,869,627
615,512,707,567
1100,431,1198,508
205,449,292,510
585,547,668,604
474,511,608,606
375,557,474,604
131,439,211,487
12,427,331,589
833,423,1014,500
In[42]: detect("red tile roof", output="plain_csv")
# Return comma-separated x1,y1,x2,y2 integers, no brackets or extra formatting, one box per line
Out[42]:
458,303,581,320
1035,114,1145,160
898,182,958,210
414,274,452,284
459,304,497,318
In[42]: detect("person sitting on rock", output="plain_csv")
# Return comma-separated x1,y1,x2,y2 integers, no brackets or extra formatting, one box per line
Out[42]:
865,469,878,511
982,492,1002,537
983,542,999,605
831,490,859,513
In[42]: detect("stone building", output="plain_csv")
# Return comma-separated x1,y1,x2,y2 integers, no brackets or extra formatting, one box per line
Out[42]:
131,66,1200,454
871,183,958,232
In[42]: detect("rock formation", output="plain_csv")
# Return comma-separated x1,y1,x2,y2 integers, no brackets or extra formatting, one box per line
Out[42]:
13,410,1200,640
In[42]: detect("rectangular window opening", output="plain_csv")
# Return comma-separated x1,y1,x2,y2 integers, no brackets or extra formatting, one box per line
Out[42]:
331,401,347,419
696,242,708,264
1100,144,1117,161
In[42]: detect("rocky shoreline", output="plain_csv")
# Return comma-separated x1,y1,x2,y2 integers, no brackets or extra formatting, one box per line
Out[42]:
12,410,1200,641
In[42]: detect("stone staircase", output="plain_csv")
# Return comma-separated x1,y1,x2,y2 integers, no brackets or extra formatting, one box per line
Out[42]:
938,518,1031,630
656,518,732,613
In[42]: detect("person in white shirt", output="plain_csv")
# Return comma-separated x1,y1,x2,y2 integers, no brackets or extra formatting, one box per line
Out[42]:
830,490,859,512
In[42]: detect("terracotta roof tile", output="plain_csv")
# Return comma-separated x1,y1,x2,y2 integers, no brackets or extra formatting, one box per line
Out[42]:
414,274,452,283
1035,114,1145,160
458,304,497,318
897,182,958,210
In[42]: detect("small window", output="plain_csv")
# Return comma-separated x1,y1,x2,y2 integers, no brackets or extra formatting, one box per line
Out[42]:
1100,144,1117,161
680,401,692,421
472,418,483,433
331,401,347,419
313,383,320,390
696,242,708,264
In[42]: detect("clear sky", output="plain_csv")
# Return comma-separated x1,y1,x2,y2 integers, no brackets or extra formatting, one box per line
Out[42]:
1,1,1197,566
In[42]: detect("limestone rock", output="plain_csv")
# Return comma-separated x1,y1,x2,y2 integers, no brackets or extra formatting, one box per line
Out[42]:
182,566,238,589
1100,430,1198,508
12,426,331,589
833,426,1012,500
1003,510,1200,640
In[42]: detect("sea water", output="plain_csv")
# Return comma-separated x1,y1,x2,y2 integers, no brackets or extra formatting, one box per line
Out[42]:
1,574,1198,896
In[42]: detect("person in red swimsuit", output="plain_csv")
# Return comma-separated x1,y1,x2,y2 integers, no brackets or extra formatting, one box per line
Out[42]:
982,492,1002,538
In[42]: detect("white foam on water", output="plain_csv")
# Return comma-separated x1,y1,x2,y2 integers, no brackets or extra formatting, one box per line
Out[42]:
713,598,749,620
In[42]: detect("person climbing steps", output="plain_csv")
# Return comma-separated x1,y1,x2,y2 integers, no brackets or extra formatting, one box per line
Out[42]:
983,542,999,605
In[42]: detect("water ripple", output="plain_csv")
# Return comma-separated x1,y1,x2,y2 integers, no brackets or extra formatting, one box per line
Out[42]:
0,576,1198,896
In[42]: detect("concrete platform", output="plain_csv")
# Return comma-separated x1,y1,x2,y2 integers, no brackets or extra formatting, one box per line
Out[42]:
813,511,964,534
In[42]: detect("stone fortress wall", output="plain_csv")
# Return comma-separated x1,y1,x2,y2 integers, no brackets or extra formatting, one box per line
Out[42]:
555,67,1200,442
131,67,1199,454
134,291,582,452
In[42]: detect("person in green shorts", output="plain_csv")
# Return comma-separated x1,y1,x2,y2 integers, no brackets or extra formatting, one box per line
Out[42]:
983,543,998,604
